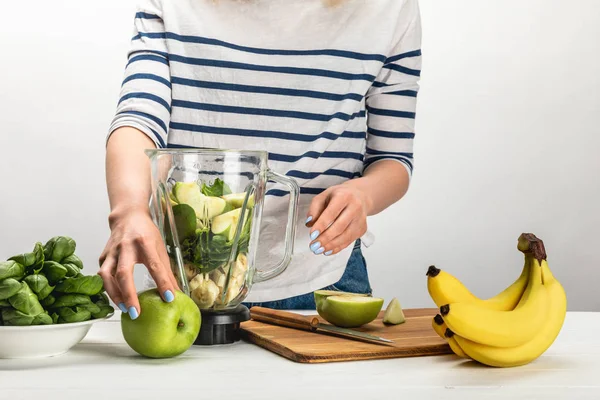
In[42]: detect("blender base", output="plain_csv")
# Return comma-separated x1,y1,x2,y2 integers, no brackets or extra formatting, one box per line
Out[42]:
193,305,250,346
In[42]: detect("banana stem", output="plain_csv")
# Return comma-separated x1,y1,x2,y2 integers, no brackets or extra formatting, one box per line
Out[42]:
518,233,547,262
426,265,441,277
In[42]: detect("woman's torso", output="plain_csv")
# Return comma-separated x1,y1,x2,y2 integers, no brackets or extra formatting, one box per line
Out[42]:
145,0,408,301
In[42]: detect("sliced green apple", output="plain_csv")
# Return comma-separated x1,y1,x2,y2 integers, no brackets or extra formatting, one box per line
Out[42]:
313,290,369,310
211,208,248,241
317,295,384,328
222,192,255,209
173,182,227,219
383,297,405,325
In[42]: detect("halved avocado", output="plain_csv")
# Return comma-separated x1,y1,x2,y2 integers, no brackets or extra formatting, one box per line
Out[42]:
211,208,249,241
383,297,405,325
317,295,384,328
222,192,255,209
174,182,227,219
313,290,369,310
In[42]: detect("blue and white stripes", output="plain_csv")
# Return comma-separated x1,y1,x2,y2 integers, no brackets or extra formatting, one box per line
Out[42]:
109,0,421,196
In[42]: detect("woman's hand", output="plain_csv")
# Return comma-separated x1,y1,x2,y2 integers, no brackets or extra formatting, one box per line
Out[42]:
305,182,372,256
98,207,179,320
305,160,411,256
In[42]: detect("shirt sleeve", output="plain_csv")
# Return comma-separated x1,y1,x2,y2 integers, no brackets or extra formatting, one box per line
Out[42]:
108,0,171,148
364,0,422,178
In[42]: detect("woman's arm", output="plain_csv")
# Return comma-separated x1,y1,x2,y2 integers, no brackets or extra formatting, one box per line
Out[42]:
99,1,175,319
99,128,178,319
306,0,421,256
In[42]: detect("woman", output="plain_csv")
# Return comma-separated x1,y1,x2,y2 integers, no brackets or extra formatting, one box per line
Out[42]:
99,0,421,319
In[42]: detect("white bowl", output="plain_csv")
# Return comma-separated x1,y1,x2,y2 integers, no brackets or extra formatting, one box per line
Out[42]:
0,314,113,359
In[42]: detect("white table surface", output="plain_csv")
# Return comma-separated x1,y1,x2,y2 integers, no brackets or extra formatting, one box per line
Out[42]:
0,312,599,400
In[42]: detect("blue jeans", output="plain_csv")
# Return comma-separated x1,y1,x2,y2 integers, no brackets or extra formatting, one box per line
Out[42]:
243,240,372,310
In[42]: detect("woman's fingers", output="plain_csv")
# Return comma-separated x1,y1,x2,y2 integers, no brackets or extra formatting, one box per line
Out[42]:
141,239,177,302
114,250,140,319
155,237,180,291
97,256,126,313
325,218,368,255
309,205,356,255
307,190,348,244
305,189,331,227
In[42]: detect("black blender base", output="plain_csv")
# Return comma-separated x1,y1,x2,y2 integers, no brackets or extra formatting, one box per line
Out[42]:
193,304,250,346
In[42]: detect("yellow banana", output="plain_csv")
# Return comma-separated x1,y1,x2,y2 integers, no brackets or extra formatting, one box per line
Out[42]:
454,260,567,367
431,314,446,339
444,329,469,359
432,315,469,359
426,254,530,311
440,258,548,347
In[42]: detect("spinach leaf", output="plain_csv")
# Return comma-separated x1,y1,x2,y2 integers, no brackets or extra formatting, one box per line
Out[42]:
0,261,25,281
62,262,81,278
42,261,68,284
43,236,76,262
0,278,22,300
2,308,35,326
51,312,59,324
32,312,53,325
55,275,103,296
56,307,92,323
77,302,101,315
92,305,114,319
41,294,56,308
23,274,54,300
9,242,45,274
201,178,232,197
61,254,83,269
91,292,110,306
8,282,44,315
51,294,93,308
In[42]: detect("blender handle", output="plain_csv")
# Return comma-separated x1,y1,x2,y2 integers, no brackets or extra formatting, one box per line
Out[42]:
254,170,300,283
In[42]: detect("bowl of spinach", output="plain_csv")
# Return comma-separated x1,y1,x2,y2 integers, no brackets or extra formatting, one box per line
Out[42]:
0,236,114,359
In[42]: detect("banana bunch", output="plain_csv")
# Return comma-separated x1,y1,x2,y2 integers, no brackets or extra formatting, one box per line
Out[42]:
427,233,567,368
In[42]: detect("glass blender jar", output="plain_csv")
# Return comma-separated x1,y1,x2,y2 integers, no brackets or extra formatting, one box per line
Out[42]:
146,149,299,345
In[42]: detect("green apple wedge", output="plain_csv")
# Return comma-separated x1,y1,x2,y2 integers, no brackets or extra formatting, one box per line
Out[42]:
383,297,405,325
121,289,201,358
221,192,255,209
211,207,249,241
317,295,384,328
173,182,227,219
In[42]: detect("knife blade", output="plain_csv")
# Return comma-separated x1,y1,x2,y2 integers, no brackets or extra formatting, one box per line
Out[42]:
249,307,395,347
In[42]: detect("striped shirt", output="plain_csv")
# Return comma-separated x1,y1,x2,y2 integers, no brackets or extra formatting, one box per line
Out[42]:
109,0,422,302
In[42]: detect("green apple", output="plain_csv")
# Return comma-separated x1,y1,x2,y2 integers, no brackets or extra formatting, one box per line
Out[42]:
317,295,384,328
121,289,201,358
313,289,369,310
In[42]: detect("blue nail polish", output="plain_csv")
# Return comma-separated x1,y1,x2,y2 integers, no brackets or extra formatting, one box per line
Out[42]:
305,216,313,224
324,250,333,256
310,241,321,252
118,303,127,313
310,230,320,240
164,290,174,303
128,307,139,320
315,247,325,255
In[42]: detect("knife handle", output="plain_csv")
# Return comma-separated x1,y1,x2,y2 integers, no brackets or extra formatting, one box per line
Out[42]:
250,307,319,332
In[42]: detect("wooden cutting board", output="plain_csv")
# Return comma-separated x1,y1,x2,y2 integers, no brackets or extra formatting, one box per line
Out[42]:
240,308,451,363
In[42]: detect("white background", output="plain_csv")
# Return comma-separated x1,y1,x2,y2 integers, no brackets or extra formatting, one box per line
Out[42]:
0,0,598,311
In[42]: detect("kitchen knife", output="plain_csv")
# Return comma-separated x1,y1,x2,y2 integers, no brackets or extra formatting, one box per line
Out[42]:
249,307,395,347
